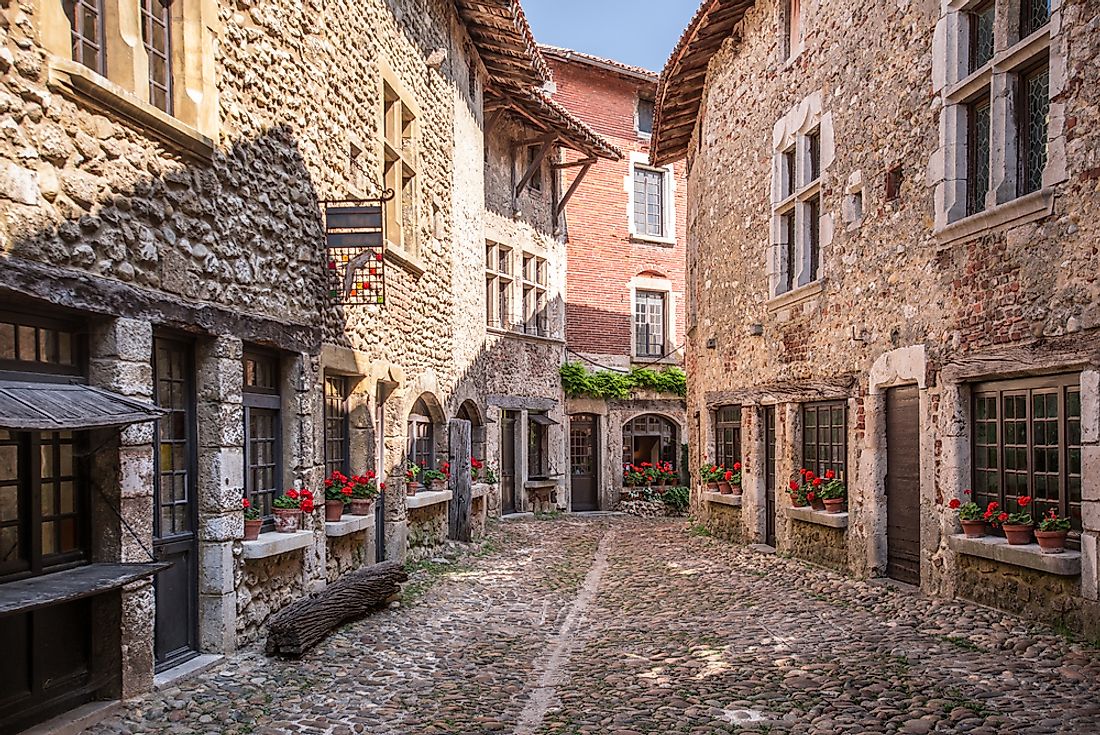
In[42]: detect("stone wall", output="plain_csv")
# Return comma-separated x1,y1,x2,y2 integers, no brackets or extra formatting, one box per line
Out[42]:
407,504,448,552
703,503,746,544
236,551,305,646
780,521,848,574
326,533,372,584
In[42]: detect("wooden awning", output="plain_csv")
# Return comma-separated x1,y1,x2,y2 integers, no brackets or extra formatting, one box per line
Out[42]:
0,379,166,430
0,563,168,615
651,0,756,166
453,0,552,91
485,87,622,161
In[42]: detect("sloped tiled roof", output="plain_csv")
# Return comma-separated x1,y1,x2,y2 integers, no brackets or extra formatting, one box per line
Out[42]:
539,45,658,82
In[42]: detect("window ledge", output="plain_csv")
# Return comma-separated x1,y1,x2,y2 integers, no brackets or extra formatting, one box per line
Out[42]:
629,233,677,247
325,514,374,538
47,57,215,162
787,506,849,529
631,355,683,367
405,488,452,510
947,534,1081,576
767,279,826,312
241,530,313,560
486,327,565,345
384,241,427,277
472,482,491,499
703,490,742,507
935,188,1055,247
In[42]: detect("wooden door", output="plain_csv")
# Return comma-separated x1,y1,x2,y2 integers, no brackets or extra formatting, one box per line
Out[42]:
152,338,199,671
765,406,777,547
570,414,598,511
886,385,921,585
500,411,517,515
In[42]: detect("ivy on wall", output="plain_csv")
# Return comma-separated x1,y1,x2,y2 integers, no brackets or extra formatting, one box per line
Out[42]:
559,361,687,400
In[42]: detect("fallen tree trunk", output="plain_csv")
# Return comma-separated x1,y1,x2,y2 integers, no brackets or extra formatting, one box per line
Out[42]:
265,560,408,658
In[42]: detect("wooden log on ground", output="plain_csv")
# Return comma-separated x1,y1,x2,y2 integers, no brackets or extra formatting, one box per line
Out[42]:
265,560,408,658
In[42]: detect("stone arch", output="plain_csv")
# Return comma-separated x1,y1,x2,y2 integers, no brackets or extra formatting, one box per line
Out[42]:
621,412,682,470
456,399,486,460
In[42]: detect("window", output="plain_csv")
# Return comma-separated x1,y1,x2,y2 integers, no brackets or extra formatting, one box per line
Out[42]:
153,337,195,540
65,0,106,75
634,290,666,359
522,253,548,337
637,96,655,135
381,70,418,254
324,376,350,477
528,414,550,479
633,165,666,238
1020,0,1050,38
1018,65,1049,196
622,414,678,469
802,401,847,480
967,96,992,215
973,375,1081,537
141,0,173,113
0,316,80,374
526,146,543,192
243,351,281,520
407,398,434,469
485,241,514,329
968,2,995,73
773,126,822,295
782,0,801,60
715,406,742,468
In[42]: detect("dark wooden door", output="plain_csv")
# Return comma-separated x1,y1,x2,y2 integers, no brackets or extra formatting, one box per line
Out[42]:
152,338,199,671
501,411,517,515
886,385,921,585
765,406,777,547
570,414,598,511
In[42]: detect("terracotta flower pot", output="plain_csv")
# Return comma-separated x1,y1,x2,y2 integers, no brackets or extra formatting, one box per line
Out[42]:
406,481,421,496
718,481,733,495
350,498,373,516
325,501,345,522
810,498,826,511
823,498,846,514
706,481,719,491
730,483,743,496
244,518,262,541
960,520,987,539
1002,523,1034,545
273,508,300,533
790,496,807,508
1034,529,1068,554
431,478,447,491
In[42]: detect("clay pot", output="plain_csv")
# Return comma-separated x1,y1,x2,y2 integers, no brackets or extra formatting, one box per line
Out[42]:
790,496,807,508
431,478,447,491
1002,523,1034,545
244,519,262,541
823,498,846,514
273,508,300,533
960,520,987,539
730,483,744,496
1034,529,1068,554
406,481,421,496
706,481,720,491
718,481,733,495
325,501,345,522
350,498,373,516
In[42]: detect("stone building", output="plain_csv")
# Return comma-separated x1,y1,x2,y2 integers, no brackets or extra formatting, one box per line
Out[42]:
652,0,1100,637
0,0,616,731
542,47,689,511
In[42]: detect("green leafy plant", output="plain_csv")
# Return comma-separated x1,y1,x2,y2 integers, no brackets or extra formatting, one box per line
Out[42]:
1005,495,1034,526
559,362,686,400
663,485,690,514
243,497,261,521
949,489,982,520
272,488,315,512
1038,508,1071,532
422,468,447,483
818,469,845,501
699,464,724,484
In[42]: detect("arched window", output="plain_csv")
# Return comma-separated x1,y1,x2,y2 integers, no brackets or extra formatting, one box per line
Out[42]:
456,400,485,461
622,414,678,469
407,397,434,469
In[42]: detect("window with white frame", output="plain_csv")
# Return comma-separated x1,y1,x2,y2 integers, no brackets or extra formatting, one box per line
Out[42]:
521,253,548,337
637,96,655,136
381,68,418,254
631,162,669,239
634,290,667,358
485,241,514,330
773,127,822,296
942,0,1056,224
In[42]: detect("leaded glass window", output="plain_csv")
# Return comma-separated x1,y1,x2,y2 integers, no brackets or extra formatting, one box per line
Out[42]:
65,0,105,75
324,376,349,477
1018,66,1049,196
802,401,847,480
1020,0,1050,39
633,166,666,238
969,2,995,72
243,351,282,519
141,0,173,113
634,290,666,358
715,407,742,469
967,98,991,215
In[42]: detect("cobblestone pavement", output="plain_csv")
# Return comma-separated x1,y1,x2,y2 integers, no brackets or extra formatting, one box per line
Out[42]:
89,517,1100,735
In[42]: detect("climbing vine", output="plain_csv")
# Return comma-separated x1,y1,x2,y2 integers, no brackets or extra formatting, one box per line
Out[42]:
559,361,687,399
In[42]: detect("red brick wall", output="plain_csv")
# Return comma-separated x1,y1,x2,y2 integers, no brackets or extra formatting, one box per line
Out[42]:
549,58,687,361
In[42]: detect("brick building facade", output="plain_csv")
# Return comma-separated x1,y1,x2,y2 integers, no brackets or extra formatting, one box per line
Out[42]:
653,0,1100,637
0,0,617,730
544,48,688,511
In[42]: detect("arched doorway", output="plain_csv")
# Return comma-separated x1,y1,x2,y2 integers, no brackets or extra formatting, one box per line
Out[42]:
622,414,678,471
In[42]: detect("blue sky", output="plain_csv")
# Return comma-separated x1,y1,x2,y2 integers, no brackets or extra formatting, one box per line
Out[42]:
523,0,698,73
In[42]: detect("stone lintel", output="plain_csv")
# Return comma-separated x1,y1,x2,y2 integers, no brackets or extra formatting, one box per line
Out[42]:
703,491,743,507
788,507,849,529
947,534,1081,576
405,489,453,510
325,515,374,537
241,531,313,559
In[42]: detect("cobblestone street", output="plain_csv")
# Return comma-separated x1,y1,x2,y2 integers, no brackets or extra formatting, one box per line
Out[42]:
90,517,1100,735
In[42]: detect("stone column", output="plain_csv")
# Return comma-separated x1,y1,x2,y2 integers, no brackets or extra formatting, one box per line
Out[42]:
1080,370,1100,602
195,336,243,654
775,402,801,553
742,405,766,544
857,391,887,578
284,352,325,593
88,317,155,697
384,387,409,563
936,381,972,599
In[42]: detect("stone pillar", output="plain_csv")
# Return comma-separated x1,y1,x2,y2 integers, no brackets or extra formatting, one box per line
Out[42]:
284,352,325,593
195,336,243,654
775,402,801,553
742,405,765,543
384,387,409,563
936,381,972,599
88,317,155,697
857,391,887,578
1079,370,1100,602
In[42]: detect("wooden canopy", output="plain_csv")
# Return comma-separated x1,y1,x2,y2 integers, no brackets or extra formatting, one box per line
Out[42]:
453,0,552,91
650,0,755,166
484,87,622,161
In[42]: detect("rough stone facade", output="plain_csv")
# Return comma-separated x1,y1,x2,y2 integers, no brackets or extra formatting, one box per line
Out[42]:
657,0,1100,636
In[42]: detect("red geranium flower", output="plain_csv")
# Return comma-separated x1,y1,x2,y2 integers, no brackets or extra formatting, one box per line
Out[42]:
287,489,299,500
825,469,835,480
807,491,815,501
301,489,314,499
997,512,1009,522
242,498,250,509
301,499,315,513
812,477,823,487
723,470,733,481
380,482,386,490
948,498,961,510
733,462,742,471
1018,496,1032,507
987,501,999,511
964,488,972,495
789,480,799,491
341,486,353,496
983,510,993,520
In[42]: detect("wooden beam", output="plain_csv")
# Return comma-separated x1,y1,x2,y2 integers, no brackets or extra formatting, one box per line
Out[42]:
556,160,593,216
552,157,597,170
515,133,557,196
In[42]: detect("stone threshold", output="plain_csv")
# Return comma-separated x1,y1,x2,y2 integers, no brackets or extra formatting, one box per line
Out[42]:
325,514,374,538
947,534,1081,576
154,654,223,690
20,699,121,735
241,530,313,560
703,491,743,507
788,506,849,529
406,489,452,510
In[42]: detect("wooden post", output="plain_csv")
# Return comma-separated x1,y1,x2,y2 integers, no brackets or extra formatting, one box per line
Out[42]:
448,419,473,541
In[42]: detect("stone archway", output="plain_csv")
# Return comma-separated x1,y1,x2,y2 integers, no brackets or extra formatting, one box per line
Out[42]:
622,413,680,470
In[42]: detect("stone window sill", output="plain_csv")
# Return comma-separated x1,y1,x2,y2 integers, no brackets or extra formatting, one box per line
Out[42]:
947,534,1081,576
406,489,452,510
787,506,849,529
384,241,427,277
486,327,565,345
47,57,215,162
325,514,374,538
629,233,676,247
703,491,742,507
934,188,1055,247
241,530,313,560
767,279,826,313
472,482,490,499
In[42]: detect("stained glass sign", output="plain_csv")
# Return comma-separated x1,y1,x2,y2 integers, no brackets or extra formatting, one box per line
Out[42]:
323,196,390,306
